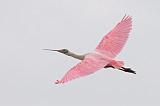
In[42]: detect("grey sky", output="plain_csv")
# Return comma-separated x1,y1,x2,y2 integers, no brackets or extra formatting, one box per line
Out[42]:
0,0,160,106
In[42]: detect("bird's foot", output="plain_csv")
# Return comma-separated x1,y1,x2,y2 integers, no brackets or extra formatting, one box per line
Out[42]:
121,67,136,74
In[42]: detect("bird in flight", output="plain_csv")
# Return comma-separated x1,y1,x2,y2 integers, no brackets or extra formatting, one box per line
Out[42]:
44,15,135,84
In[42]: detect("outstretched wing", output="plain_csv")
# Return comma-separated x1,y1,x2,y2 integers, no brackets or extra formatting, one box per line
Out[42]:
55,53,111,84
96,15,132,58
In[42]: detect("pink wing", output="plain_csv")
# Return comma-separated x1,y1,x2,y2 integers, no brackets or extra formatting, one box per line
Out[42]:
96,15,132,58
55,53,111,84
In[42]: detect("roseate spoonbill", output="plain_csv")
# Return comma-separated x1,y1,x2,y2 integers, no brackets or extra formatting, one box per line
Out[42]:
44,15,135,84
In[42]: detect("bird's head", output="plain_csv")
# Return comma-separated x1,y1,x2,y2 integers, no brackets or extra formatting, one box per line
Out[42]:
43,49,69,54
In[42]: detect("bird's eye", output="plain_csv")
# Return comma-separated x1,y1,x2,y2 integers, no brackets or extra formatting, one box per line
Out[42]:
62,49,68,53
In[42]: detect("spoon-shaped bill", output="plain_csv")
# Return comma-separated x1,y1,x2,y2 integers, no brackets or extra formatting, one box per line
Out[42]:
43,49,59,52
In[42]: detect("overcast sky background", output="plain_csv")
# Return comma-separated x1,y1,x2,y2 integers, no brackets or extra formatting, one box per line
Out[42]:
0,0,160,106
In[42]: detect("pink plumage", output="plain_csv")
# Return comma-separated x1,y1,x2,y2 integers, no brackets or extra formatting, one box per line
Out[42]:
55,15,132,84
55,53,111,84
96,15,132,58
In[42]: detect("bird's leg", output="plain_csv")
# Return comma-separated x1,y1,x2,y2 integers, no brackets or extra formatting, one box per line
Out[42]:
104,65,136,74
120,67,136,74
104,65,115,68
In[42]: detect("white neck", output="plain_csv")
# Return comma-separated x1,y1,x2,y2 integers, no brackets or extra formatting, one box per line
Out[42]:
65,51,85,60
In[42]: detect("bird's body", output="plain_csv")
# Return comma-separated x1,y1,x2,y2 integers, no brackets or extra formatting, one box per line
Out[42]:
44,15,135,84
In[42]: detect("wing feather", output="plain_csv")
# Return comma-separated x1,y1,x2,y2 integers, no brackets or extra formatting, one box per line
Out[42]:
95,15,132,58
55,53,111,84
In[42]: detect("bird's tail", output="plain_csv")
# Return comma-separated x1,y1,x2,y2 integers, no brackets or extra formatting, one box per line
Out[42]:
108,60,124,69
